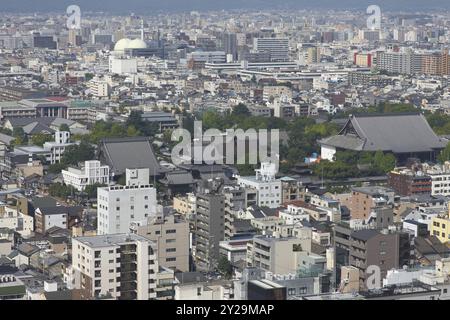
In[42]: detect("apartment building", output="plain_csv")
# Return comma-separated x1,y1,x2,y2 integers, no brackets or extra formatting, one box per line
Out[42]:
237,163,282,209
194,192,225,271
62,160,110,191
136,213,190,272
388,168,432,197
97,168,157,235
35,207,68,234
36,131,75,164
423,162,450,196
72,234,158,300
348,229,411,290
281,177,304,204
246,233,314,275
173,193,196,218
349,186,395,220
87,78,110,98
430,215,450,243
223,185,247,240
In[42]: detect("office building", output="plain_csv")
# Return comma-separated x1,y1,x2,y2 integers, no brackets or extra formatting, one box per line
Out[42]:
254,38,289,62
97,168,157,235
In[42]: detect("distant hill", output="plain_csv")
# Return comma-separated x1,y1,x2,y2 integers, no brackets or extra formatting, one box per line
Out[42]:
2,0,450,13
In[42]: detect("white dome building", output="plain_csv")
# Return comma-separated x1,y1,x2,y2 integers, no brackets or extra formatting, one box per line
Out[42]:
114,38,131,52
113,38,147,53
129,39,147,49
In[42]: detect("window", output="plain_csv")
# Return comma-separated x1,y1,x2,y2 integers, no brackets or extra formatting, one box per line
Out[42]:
166,239,176,243
166,229,176,234
166,257,177,262
166,248,176,253
288,288,296,296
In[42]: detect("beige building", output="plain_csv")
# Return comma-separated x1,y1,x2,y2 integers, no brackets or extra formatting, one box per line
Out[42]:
247,234,314,275
173,193,196,218
72,234,158,300
137,213,190,272
339,266,360,293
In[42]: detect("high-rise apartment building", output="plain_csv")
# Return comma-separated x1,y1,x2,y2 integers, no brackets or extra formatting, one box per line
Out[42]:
136,212,190,272
194,192,225,271
72,234,158,300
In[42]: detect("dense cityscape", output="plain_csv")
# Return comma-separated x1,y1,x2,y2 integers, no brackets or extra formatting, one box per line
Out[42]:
2,1,450,303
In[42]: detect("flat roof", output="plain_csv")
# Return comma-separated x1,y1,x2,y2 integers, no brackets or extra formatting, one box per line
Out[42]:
74,234,153,248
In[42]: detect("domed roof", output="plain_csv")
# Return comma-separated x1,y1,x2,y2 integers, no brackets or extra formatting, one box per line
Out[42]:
114,38,131,51
129,39,147,49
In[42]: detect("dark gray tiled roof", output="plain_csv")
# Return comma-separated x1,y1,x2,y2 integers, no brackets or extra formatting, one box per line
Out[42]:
99,137,164,176
321,113,446,153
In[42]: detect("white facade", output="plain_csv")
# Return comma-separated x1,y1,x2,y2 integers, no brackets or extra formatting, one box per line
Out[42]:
43,131,74,164
72,234,158,300
97,168,157,235
279,204,311,225
321,144,336,162
62,160,110,191
0,207,33,237
109,56,138,74
43,212,67,231
237,163,282,209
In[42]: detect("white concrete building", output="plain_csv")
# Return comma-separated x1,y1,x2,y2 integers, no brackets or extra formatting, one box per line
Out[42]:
43,131,75,164
279,204,311,225
87,78,110,97
97,168,157,235
0,206,33,237
237,163,282,209
109,56,138,75
62,160,110,191
72,234,158,300
254,37,289,61
423,162,450,196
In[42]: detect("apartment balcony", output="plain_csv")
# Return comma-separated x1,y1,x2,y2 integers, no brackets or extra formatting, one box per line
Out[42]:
121,264,137,273
350,247,367,260
120,273,137,282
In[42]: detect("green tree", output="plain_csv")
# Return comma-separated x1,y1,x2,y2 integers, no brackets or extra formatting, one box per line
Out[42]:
84,183,106,199
61,141,95,166
231,103,251,117
48,163,67,174
85,73,94,81
439,143,450,163
217,256,233,278
12,127,27,146
59,123,70,132
31,133,53,147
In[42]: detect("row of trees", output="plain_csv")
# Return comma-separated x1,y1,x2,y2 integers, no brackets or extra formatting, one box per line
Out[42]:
48,182,104,201
312,150,397,180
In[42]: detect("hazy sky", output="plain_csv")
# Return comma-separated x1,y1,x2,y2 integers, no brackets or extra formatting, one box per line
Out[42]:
0,0,449,13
